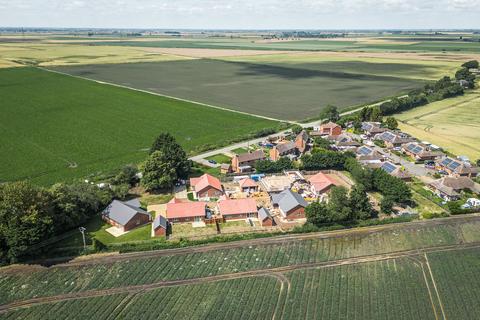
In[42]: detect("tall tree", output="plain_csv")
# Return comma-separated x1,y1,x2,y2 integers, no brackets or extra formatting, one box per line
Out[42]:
112,165,139,187
150,132,191,179
305,202,331,226
327,186,351,222
0,182,54,263
141,151,178,191
320,105,340,123
349,184,373,220
384,116,398,130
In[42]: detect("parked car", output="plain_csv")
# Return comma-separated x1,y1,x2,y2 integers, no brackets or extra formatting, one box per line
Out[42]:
208,160,217,164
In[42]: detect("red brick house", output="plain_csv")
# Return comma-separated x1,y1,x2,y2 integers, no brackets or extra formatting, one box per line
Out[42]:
152,215,168,237
166,200,208,223
269,141,296,161
317,122,342,136
295,130,309,154
217,198,258,221
231,150,266,173
190,173,223,200
102,199,151,232
272,189,308,221
258,207,275,227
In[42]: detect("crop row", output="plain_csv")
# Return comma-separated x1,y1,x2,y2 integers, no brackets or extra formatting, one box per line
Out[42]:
0,277,280,320
282,258,436,319
0,221,473,305
427,247,480,319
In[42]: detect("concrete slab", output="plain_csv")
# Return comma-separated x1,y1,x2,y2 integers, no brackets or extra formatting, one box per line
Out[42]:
105,226,130,237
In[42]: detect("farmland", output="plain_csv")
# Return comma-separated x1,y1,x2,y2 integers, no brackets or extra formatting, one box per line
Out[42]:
2,216,480,320
397,89,480,160
0,67,279,185
52,58,429,120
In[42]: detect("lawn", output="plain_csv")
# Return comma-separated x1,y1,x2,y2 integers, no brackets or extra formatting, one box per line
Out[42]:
0,67,278,185
231,147,249,154
205,153,232,164
51,58,427,120
397,89,480,160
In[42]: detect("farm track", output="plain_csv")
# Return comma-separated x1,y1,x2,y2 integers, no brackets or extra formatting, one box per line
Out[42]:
27,214,480,268
1,241,480,314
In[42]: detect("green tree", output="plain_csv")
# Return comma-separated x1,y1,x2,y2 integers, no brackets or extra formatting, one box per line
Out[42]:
49,182,111,234
291,124,303,135
462,60,479,69
384,116,398,130
370,106,383,122
348,184,373,220
0,182,54,263
150,133,191,179
380,196,394,214
320,105,340,122
141,151,178,191
305,202,331,226
112,165,139,187
327,186,351,222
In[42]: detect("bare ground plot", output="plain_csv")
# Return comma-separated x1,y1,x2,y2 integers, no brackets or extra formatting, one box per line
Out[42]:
397,89,480,160
52,59,426,121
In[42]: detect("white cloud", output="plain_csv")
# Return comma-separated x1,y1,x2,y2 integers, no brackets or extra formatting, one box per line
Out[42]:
0,0,478,28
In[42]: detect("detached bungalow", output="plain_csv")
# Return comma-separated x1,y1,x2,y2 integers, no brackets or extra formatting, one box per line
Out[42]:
429,176,480,201
152,215,168,237
356,145,383,163
232,150,266,173
402,142,442,162
102,199,151,232
190,173,223,200
379,161,412,180
270,141,297,161
272,189,308,220
217,198,258,221
436,157,479,178
166,200,208,223
361,122,386,137
374,131,414,149
258,207,275,227
308,172,339,195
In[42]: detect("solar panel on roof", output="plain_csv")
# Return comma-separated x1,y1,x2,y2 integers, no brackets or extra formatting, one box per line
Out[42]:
358,146,371,155
412,146,423,154
449,161,461,170
382,162,397,174
442,158,453,166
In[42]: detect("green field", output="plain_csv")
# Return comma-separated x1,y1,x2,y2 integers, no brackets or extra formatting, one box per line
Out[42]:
397,89,480,160
0,67,278,185
52,58,428,120
1,217,480,319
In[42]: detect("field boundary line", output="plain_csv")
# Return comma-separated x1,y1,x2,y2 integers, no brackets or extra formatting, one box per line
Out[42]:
2,241,480,314
19,214,480,268
408,255,439,320
37,67,295,124
424,253,447,320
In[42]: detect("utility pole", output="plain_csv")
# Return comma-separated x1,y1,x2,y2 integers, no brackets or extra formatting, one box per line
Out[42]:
79,227,86,250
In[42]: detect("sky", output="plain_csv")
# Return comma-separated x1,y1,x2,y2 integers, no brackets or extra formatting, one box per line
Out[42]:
1,0,479,30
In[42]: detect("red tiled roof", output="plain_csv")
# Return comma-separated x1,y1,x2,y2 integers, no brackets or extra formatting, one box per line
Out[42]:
309,172,338,193
321,122,341,129
218,198,258,216
239,178,257,188
166,201,207,219
190,174,222,193
168,198,189,204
